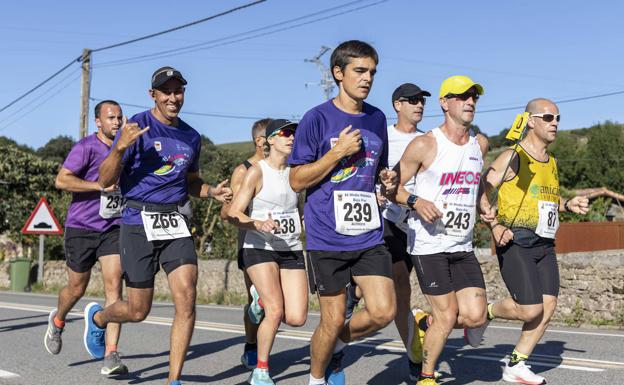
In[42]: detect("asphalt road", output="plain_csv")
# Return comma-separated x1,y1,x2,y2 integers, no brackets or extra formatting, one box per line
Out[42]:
0,291,622,385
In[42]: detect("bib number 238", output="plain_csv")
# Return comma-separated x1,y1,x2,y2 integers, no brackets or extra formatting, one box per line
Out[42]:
334,191,380,236
140,211,191,241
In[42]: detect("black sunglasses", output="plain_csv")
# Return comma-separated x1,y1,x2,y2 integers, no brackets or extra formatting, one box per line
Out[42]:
445,92,480,101
399,96,427,105
531,113,560,123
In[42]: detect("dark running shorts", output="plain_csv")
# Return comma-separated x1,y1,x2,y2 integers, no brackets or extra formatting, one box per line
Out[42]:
412,251,485,296
64,226,120,273
307,244,393,295
242,248,305,270
383,218,413,271
496,242,559,305
120,224,197,288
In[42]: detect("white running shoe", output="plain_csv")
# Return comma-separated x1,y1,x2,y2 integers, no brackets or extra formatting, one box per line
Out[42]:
502,360,546,385
464,319,489,348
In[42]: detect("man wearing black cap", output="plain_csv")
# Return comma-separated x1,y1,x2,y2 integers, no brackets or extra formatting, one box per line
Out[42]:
83,66,232,385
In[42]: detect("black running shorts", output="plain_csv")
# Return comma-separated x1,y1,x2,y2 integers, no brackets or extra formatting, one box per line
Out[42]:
242,248,305,270
64,226,120,273
383,218,413,271
307,244,393,295
412,251,485,296
120,224,197,288
496,242,559,305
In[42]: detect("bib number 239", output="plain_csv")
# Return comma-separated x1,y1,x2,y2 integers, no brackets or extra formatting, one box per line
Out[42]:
334,191,380,236
140,211,191,241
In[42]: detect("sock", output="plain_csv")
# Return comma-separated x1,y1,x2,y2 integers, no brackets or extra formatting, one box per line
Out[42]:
333,338,347,354
418,316,429,332
487,303,495,321
53,316,65,329
309,374,325,385
419,372,434,381
258,298,264,308
509,349,529,366
105,344,117,357
244,342,257,352
256,359,269,370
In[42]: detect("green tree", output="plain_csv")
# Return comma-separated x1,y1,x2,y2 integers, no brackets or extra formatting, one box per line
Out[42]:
584,121,624,191
36,135,75,164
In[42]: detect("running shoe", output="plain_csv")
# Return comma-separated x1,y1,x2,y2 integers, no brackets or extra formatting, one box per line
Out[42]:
247,285,265,324
44,309,63,355
101,351,129,375
416,378,439,385
464,319,490,348
83,302,106,359
344,282,360,323
241,348,258,370
502,360,546,384
248,368,275,385
169,381,182,385
407,308,428,363
324,350,345,385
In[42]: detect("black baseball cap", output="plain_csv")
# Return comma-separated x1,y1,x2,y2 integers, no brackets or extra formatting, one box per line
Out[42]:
151,66,187,89
265,119,297,137
391,83,431,104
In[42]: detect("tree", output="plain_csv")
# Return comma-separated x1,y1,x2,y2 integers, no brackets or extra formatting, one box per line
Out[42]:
584,121,624,192
36,135,75,164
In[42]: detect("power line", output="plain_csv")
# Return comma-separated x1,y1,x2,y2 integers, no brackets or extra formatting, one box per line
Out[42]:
91,0,267,53
93,0,388,69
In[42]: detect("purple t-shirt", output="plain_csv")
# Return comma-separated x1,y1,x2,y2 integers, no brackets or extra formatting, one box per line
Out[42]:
116,110,201,225
63,134,120,232
288,100,388,251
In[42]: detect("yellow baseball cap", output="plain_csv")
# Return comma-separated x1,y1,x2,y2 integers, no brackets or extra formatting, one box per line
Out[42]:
439,75,484,98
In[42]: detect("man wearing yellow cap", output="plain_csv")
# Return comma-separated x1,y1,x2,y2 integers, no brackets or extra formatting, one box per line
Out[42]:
387,75,490,385
479,98,589,384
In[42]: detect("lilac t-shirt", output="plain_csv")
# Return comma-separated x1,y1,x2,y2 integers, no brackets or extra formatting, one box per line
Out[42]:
288,100,388,251
116,110,201,225
63,134,120,232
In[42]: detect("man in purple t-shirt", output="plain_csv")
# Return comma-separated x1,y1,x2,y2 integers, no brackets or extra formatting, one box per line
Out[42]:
44,100,128,375
288,40,397,385
83,67,231,385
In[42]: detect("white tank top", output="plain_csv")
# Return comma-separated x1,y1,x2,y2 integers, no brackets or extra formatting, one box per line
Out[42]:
381,124,423,232
407,127,483,255
243,160,302,251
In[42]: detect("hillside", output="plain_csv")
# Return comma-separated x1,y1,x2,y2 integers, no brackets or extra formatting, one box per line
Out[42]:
216,141,254,156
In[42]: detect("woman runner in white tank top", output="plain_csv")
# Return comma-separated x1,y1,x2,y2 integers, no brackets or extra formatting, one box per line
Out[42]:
228,119,307,385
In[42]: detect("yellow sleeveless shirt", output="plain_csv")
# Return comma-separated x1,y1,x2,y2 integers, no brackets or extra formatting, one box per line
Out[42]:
497,145,560,231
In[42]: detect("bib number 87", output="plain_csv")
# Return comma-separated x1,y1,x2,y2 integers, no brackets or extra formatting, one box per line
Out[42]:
149,213,179,229
547,211,557,227
343,202,372,223
274,218,296,235
444,211,470,230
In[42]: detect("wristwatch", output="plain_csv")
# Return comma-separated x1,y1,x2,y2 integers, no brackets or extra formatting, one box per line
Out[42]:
407,194,419,209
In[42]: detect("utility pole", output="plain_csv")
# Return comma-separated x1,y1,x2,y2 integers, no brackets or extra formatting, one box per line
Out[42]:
305,46,334,100
79,48,92,139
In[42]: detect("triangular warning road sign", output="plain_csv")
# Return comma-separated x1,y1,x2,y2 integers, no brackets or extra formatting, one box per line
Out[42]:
21,197,63,235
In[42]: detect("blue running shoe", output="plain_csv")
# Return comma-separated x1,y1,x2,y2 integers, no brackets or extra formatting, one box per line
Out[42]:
325,350,345,385
344,283,360,324
241,348,258,370
248,368,275,385
169,381,182,385
83,302,105,359
247,285,264,324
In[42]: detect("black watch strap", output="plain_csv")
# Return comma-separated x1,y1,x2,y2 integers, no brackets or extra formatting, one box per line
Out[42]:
407,194,418,209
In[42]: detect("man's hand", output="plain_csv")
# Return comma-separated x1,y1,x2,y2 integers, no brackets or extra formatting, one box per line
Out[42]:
102,184,119,193
414,198,442,223
566,196,589,214
379,168,398,195
255,213,279,233
479,203,497,223
376,191,387,208
115,116,150,152
492,224,514,247
210,179,233,203
332,125,361,158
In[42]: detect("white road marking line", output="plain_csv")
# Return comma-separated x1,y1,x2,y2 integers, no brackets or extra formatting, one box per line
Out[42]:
488,324,624,338
461,354,604,372
0,369,20,378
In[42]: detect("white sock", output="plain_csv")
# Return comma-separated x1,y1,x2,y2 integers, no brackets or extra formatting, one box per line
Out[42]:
333,337,347,353
309,374,326,385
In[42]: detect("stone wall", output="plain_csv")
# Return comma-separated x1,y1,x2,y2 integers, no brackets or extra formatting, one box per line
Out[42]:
1,249,622,325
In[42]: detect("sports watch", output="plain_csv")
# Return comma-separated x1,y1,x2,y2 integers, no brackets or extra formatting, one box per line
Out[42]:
407,194,419,209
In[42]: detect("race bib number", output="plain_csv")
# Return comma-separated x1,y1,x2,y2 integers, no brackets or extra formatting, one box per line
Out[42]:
271,209,302,241
437,201,475,238
333,191,380,236
99,191,125,219
140,211,191,241
535,200,559,239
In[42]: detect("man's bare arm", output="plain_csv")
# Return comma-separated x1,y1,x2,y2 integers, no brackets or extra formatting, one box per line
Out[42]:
99,117,149,188
55,167,103,192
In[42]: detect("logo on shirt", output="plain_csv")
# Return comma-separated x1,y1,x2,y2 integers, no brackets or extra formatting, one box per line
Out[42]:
154,154,190,175
154,141,162,151
330,136,379,183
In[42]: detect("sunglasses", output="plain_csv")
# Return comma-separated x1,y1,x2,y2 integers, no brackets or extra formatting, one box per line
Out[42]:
445,92,480,101
155,86,185,95
531,113,560,123
268,129,295,138
399,96,427,105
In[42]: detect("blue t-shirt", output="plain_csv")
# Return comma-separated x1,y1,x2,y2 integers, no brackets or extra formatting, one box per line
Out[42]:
115,110,201,225
288,100,388,251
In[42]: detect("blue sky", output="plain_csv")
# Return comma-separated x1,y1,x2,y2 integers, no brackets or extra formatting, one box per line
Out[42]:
1,0,623,148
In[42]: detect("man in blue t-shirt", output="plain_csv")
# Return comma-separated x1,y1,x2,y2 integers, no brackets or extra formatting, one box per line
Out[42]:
288,40,397,385
82,67,232,385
